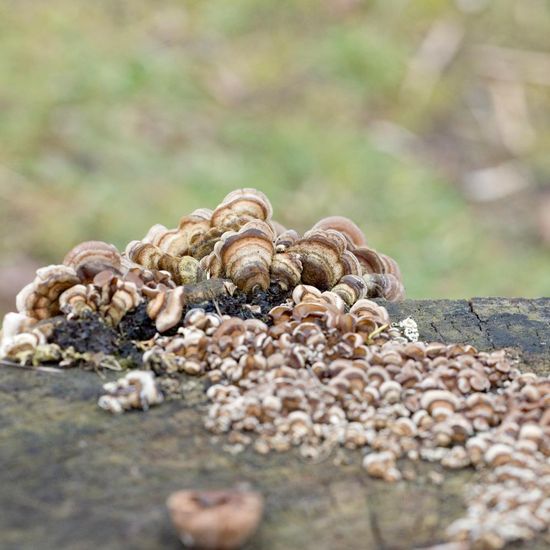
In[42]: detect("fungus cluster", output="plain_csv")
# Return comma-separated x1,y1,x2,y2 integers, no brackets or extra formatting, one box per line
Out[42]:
98,370,164,414
0,188,548,549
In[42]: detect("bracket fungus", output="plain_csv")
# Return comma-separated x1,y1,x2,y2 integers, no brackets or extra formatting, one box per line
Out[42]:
166,488,264,550
126,241,203,285
210,188,273,230
311,215,368,248
16,265,81,320
147,286,187,333
2,187,549,550
214,220,276,293
59,272,142,327
63,240,122,282
288,229,360,290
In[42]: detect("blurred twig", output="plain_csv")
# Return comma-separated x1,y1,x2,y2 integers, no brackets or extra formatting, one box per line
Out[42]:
473,45,550,87
401,18,464,100
462,161,530,203
487,79,535,155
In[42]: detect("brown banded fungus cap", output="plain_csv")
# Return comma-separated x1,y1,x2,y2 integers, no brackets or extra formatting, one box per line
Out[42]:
288,229,361,290
58,272,142,326
210,188,273,231
16,265,80,320
63,240,122,282
311,215,368,248
147,286,187,333
126,241,202,285
143,224,192,257
215,220,275,293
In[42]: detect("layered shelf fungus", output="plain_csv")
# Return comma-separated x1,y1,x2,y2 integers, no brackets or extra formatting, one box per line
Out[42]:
1,188,548,549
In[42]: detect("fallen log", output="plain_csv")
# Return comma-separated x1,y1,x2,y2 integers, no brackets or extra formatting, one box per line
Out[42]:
0,298,548,549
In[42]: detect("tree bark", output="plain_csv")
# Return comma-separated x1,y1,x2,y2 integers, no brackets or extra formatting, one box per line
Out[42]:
0,298,548,549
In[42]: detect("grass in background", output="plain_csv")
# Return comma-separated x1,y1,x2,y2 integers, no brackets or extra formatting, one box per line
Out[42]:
0,0,549,304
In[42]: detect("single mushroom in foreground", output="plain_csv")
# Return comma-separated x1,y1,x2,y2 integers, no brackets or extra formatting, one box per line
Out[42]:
166,488,264,549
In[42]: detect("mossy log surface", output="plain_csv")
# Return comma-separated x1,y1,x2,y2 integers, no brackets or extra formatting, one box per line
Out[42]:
1,298,548,550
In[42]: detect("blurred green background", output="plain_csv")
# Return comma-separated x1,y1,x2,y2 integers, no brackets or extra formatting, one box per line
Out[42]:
1,0,549,313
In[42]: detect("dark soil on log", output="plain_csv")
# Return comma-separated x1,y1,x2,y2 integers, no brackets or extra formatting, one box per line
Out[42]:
51,313,144,366
198,283,292,323
49,284,292,363
52,313,120,354
118,303,158,341
119,283,291,340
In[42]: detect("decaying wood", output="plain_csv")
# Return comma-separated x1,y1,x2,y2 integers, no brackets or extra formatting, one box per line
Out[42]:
0,298,548,549
181,278,236,303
